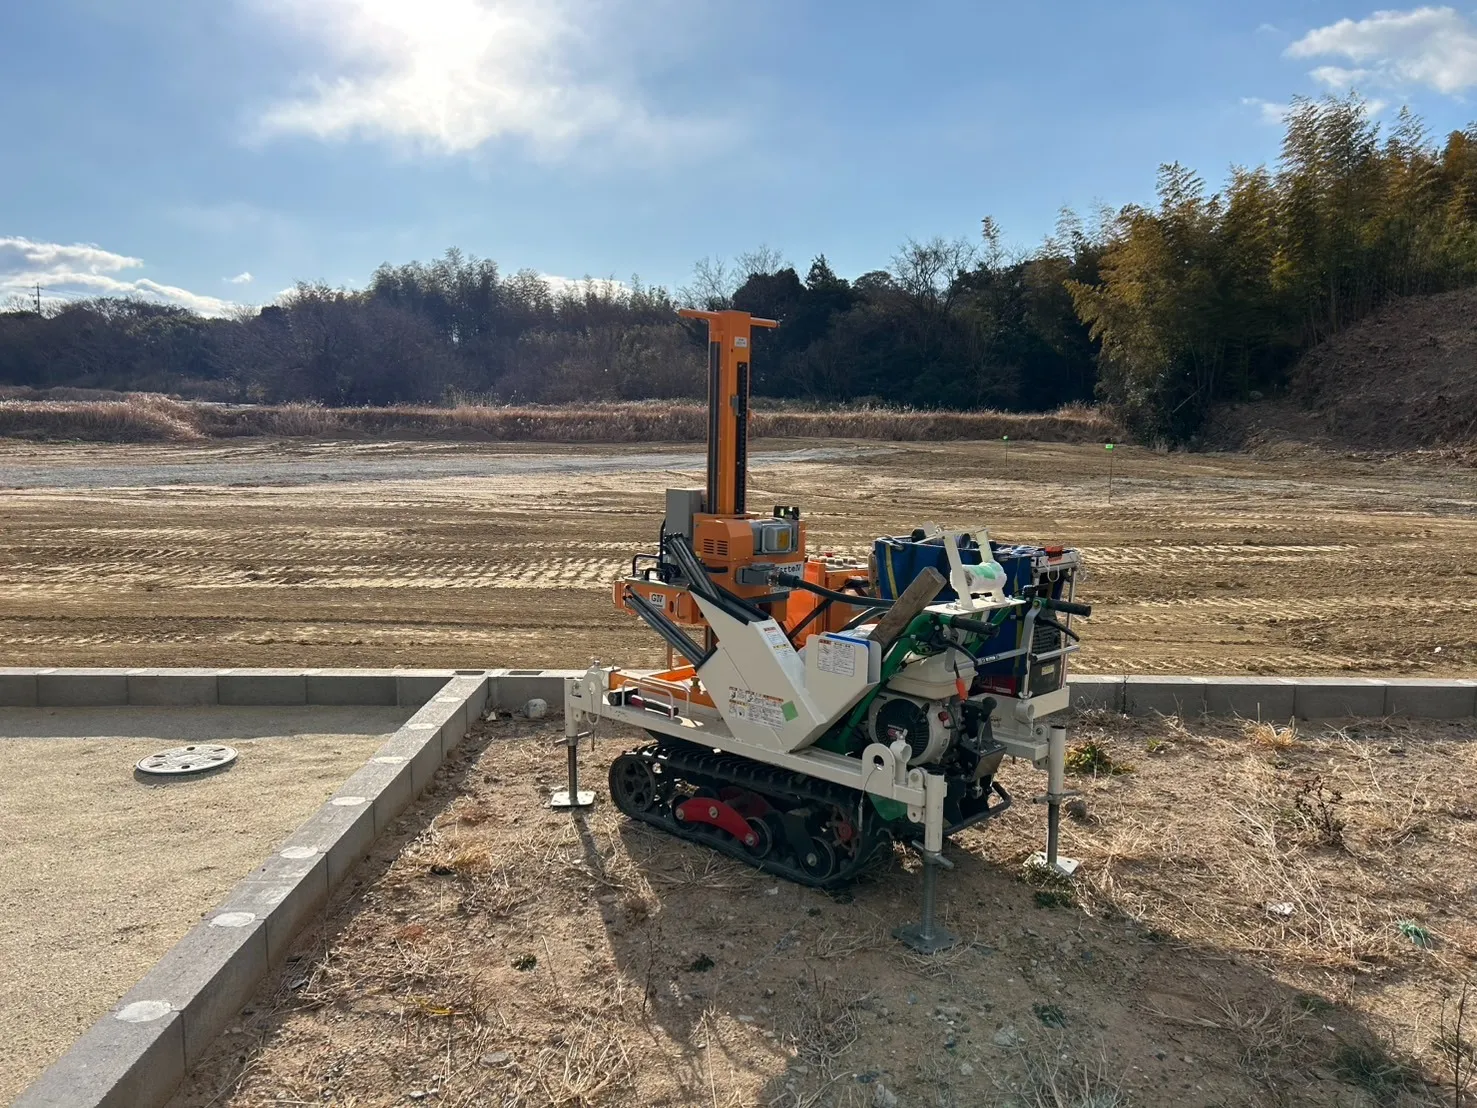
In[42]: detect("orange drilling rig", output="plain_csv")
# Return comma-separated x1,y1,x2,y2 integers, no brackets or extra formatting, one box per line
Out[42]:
614,308,869,646
563,307,1089,952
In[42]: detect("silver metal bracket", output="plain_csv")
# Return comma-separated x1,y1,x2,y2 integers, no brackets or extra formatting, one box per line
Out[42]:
1026,851,1080,877
894,841,959,954
548,731,596,811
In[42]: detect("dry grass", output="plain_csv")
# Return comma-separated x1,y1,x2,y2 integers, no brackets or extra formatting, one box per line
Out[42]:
1244,717,1299,750
0,394,207,442
0,394,1121,444
980,710,1477,1106
173,713,1477,1108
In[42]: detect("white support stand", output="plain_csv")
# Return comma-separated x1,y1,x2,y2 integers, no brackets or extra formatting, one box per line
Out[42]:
894,773,960,953
1029,724,1080,876
894,845,957,954
550,678,595,810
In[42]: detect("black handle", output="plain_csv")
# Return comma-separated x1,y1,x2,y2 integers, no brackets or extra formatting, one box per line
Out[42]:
1038,597,1092,618
947,615,996,636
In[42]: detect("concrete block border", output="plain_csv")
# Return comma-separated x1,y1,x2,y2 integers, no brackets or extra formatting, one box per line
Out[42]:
7,664,1474,1107
1065,674,1474,721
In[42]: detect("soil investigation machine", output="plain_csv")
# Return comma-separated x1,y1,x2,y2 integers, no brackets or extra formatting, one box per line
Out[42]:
562,308,1090,951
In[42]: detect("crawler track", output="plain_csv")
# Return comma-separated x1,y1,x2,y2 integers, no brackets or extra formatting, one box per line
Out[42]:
608,740,895,889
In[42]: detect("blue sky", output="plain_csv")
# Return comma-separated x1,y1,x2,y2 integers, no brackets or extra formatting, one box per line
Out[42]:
5,1,1477,315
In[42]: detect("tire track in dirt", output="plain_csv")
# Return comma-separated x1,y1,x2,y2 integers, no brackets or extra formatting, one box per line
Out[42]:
2,439,1475,674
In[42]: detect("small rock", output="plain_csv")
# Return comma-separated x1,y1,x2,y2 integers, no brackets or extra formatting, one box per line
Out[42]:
960,1062,974,1077
906,992,918,1005
409,1092,427,1102
766,886,780,896
737,1015,755,1024
480,1052,509,1066
872,1084,899,1108
993,1026,1023,1048
936,1005,962,1019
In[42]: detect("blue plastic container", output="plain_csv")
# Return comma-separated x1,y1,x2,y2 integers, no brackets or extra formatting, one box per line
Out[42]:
871,534,1077,696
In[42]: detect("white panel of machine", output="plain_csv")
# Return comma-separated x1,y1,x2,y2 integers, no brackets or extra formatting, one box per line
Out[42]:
805,633,879,720
693,597,831,753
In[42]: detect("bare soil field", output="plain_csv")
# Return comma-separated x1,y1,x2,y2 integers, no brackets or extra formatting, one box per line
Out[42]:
171,711,1477,1108
1,438,1474,677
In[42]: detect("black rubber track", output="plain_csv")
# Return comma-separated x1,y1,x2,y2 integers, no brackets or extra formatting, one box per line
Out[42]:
608,740,896,890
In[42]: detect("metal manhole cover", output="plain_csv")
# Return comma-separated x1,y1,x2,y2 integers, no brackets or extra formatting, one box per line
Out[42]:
135,744,238,777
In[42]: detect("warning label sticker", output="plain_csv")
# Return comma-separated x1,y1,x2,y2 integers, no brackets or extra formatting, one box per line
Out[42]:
816,637,857,677
759,622,791,653
728,687,789,730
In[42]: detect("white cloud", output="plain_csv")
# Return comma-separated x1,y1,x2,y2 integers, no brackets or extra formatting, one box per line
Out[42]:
1287,6,1477,94
1242,96,1292,124
247,0,714,158
0,236,238,317
1257,22,1281,34
541,273,626,298
1308,64,1373,88
225,271,254,284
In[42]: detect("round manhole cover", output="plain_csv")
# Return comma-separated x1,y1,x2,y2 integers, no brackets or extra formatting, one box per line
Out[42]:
135,744,238,778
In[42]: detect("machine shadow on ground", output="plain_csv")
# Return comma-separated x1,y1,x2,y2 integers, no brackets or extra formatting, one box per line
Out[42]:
168,718,1458,1108
596,818,1431,1108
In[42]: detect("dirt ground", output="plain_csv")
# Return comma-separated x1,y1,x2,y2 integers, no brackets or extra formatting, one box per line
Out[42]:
0,438,1474,678
1209,287,1477,457
170,711,1477,1108
0,705,411,1103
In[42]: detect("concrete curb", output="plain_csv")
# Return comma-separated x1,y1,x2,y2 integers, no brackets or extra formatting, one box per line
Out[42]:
1066,675,1474,720
1,668,463,710
12,669,489,1108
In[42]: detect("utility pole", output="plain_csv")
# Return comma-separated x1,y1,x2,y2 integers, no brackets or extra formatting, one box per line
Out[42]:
33,283,42,316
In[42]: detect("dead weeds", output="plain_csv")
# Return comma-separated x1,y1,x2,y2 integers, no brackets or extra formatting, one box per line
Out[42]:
170,713,1477,1108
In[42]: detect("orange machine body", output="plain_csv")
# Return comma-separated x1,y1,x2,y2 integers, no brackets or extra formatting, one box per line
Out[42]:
612,308,872,646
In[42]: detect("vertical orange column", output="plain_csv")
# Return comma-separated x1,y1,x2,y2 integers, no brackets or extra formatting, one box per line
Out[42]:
679,309,778,518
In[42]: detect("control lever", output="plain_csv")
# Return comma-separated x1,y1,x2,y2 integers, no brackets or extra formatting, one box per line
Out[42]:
1036,596,1092,618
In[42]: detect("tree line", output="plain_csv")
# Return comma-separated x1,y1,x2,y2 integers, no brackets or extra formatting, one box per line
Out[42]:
4,95,1477,442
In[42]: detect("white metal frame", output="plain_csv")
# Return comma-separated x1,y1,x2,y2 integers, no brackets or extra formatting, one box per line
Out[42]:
565,665,952,849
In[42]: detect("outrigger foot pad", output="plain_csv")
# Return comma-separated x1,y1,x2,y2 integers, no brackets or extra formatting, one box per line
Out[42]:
895,844,959,954
894,920,959,955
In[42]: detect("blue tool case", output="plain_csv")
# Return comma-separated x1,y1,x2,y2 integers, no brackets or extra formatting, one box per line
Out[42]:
870,533,1082,698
